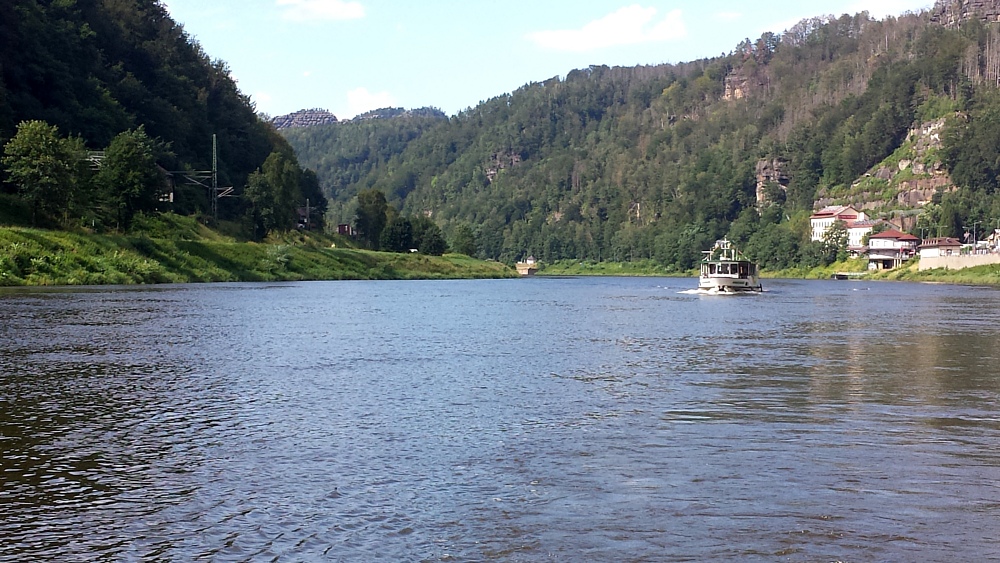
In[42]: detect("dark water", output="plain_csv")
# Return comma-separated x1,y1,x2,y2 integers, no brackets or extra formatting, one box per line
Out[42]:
2,278,1000,562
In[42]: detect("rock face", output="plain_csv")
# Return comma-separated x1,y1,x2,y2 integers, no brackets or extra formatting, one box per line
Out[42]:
724,73,748,101
930,0,1000,27
812,117,957,213
271,109,339,130
755,158,789,206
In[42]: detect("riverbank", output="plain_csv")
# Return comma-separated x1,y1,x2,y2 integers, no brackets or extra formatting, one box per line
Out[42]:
0,222,516,286
537,257,1000,286
537,259,685,277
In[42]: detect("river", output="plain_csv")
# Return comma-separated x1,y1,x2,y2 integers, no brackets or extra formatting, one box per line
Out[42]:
1,278,999,562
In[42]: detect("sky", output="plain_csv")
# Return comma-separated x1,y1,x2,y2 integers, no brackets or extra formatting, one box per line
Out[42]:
160,0,935,119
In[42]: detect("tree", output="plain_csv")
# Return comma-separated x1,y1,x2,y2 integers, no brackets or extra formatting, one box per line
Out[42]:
418,223,447,255
355,190,388,249
410,215,447,255
243,171,279,241
822,219,850,264
450,223,477,256
98,126,163,229
261,151,302,230
380,216,413,252
2,120,84,225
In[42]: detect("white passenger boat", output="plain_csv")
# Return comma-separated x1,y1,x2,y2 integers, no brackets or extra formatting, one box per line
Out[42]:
698,239,762,293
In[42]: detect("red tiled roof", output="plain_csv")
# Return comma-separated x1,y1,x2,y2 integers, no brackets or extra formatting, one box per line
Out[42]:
919,237,962,248
869,229,919,241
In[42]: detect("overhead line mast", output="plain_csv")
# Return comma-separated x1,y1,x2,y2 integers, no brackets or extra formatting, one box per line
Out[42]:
167,134,233,222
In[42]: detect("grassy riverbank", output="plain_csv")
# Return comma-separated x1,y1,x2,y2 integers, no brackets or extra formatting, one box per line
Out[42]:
0,216,516,286
538,259,685,277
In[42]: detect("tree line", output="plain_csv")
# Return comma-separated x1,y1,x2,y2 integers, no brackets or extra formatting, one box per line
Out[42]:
352,189,475,256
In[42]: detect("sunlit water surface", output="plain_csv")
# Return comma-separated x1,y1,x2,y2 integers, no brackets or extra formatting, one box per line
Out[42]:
2,278,1000,562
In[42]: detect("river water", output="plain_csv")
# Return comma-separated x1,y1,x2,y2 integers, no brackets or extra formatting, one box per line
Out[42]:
1,278,999,562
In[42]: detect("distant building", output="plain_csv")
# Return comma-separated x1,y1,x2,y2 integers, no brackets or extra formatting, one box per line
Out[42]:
918,237,962,258
846,219,885,256
337,224,355,236
516,256,539,276
868,229,920,270
810,206,867,241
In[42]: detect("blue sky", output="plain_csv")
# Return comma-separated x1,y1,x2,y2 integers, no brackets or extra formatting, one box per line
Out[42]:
160,0,933,119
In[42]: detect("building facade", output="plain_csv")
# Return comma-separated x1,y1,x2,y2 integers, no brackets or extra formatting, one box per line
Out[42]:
810,206,867,242
868,229,920,270
918,237,963,258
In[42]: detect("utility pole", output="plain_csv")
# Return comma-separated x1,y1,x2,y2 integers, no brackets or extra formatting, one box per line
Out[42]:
166,134,231,223
212,134,218,222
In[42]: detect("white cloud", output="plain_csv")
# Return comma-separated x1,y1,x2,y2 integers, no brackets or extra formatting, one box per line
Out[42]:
303,71,312,77
255,92,273,103
528,5,686,52
717,12,742,20
277,0,364,22
347,87,396,117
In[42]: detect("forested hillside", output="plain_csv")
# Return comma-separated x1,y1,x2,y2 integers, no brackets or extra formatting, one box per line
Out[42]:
0,0,322,237
286,3,1000,270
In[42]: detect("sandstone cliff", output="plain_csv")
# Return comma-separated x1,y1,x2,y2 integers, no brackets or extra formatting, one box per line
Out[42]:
271,109,339,130
930,0,1000,27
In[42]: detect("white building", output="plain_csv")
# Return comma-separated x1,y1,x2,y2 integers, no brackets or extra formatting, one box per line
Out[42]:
845,219,884,255
918,237,962,258
868,229,920,270
810,206,867,242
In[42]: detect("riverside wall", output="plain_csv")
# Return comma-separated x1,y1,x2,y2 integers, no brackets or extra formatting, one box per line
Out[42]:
919,254,1000,271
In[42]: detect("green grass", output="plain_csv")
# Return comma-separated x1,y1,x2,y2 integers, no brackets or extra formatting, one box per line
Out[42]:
870,259,1000,285
538,259,688,277
0,223,516,286
761,257,870,280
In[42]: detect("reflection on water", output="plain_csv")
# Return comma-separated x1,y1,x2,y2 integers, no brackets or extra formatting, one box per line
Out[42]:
2,279,1000,562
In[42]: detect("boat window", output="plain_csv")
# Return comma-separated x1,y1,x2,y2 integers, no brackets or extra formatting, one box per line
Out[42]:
709,264,716,275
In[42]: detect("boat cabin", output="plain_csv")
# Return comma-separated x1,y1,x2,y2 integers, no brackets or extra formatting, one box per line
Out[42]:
700,261,757,278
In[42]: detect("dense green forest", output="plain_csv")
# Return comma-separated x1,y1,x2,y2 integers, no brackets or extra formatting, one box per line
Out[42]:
286,7,1000,270
0,0,323,238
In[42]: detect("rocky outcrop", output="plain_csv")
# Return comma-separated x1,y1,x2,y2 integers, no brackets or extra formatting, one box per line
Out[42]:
813,117,957,213
271,109,339,130
756,158,789,206
486,151,522,182
273,107,447,130
930,0,1000,28
724,73,748,101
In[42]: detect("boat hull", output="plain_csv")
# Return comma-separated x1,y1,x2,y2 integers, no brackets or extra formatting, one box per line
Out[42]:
698,276,762,293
